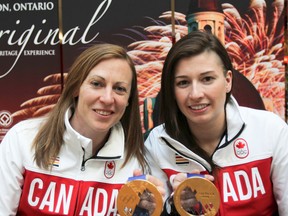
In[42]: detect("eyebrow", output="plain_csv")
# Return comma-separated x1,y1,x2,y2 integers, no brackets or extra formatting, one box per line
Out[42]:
200,71,215,75
175,70,215,78
89,75,130,85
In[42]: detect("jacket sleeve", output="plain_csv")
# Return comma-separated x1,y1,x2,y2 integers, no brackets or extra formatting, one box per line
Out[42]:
271,119,288,216
144,127,175,213
0,126,25,215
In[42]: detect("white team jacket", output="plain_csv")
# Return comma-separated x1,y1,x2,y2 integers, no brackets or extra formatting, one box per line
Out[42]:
0,108,143,215
145,97,288,216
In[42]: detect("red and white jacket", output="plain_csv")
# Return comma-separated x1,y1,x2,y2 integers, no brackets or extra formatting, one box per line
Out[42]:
0,108,143,215
145,97,288,216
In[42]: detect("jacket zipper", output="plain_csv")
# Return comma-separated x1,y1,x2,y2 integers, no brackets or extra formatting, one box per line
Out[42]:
81,147,85,171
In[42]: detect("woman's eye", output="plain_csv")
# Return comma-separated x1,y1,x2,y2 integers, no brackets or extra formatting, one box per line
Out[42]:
114,86,127,94
91,81,102,87
176,80,189,87
203,76,215,83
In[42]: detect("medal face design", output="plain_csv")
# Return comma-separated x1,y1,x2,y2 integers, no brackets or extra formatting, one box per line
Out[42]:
117,179,163,216
174,177,220,216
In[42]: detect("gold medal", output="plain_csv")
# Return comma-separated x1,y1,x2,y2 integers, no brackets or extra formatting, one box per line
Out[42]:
117,179,163,216
173,176,220,216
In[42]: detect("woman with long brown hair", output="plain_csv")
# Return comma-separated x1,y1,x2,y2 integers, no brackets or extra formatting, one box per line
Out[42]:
0,43,165,215
145,31,288,215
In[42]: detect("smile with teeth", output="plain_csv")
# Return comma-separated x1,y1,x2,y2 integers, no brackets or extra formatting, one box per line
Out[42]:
95,110,112,116
190,104,208,110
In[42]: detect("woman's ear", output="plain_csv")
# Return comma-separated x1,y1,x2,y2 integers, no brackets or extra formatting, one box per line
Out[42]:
225,70,233,93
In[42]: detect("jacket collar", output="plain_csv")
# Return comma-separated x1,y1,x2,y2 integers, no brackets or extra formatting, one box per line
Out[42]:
158,96,245,171
219,96,245,147
64,108,125,160
159,128,212,171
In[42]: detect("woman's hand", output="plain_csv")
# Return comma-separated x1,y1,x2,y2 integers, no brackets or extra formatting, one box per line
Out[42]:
172,170,214,191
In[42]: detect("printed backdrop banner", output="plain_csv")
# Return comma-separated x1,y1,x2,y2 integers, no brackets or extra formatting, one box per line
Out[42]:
0,0,286,142
0,0,61,141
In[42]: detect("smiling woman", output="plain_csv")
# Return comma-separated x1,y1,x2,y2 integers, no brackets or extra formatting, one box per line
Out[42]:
173,50,232,142
70,58,132,154
145,30,288,216
0,43,165,215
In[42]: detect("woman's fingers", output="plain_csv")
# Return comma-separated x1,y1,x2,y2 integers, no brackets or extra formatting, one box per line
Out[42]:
172,170,214,191
146,174,166,199
172,173,187,190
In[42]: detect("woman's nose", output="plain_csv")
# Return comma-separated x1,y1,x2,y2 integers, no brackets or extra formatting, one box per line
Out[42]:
189,84,204,99
100,88,114,104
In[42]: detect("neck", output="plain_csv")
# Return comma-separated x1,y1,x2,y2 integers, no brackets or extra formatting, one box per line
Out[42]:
92,130,111,156
189,119,226,156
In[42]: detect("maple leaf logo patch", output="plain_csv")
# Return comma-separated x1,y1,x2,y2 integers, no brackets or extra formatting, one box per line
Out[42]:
233,138,249,159
104,161,116,179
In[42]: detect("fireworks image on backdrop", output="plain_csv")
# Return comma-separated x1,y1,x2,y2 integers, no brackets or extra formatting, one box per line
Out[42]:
223,0,285,117
12,0,285,126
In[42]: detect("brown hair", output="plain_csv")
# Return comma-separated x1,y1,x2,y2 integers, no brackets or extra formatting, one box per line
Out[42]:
32,44,147,171
160,31,234,170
